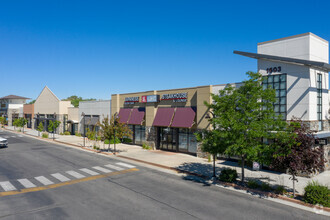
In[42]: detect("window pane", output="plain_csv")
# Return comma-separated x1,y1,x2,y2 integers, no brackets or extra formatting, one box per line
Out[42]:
280,74,286,82
275,90,279,97
262,76,268,84
275,98,279,104
274,83,279,89
280,105,286,112
274,105,279,112
263,84,268,89
268,75,273,83
188,132,197,153
280,98,286,104
274,75,279,83
280,90,286,97
280,82,286,89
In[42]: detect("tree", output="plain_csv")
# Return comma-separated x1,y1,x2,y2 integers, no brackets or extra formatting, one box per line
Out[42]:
37,122,44,136
207,71,291,182
62,95,96,108
195,128,229,177
270,118,326,197
13,118,20,130
98,115,132,143
0,117,7,128
48,120,61,139
27,100,36,104
19,118,28,133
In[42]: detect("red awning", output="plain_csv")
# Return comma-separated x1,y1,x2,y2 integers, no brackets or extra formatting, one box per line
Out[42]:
128,108,145,125
171,107,196,128
152,108,175,127
118,108,132,123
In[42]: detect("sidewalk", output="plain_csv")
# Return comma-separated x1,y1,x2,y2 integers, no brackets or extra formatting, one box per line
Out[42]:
4,126,330,194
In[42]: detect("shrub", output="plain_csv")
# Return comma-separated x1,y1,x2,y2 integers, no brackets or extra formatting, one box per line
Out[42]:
260,182,272,191
304,181,330,207
219,168,238,183
75,133,82,137
247,180,260,189
142,142,152,150
64,131,71,135
274,185,287,195
42,132,49,138
60,132,64,135
110,137,121,144
104,139,110,144
122,138,132,143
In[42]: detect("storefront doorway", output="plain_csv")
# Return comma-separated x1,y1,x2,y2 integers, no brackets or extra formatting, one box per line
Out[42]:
159,127,178,151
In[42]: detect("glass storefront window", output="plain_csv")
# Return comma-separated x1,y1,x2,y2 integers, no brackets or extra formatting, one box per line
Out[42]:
134,125,145,145
188,132,197,153
178,128,188,150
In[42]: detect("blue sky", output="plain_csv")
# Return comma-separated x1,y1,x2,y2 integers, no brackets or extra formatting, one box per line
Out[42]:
0,0,329,100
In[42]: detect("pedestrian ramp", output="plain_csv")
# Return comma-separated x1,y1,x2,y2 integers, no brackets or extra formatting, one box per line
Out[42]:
0,162,137,193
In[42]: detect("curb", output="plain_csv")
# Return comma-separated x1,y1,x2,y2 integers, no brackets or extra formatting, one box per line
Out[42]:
3,128,329,213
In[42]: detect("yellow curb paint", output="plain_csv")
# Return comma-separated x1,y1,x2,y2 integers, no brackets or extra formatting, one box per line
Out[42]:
0,168,139,197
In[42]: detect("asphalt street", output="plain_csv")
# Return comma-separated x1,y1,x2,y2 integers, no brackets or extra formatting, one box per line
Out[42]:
0,130,327,220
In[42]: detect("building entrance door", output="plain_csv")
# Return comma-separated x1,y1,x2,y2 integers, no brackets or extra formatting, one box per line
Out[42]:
159,127,177,151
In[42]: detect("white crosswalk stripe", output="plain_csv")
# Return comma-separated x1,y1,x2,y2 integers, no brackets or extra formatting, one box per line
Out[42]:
11,136,16,138
17,179,36,188
79,168,99,176
116,162,136,168
92,166,112,173
65,171,86,179
0,181,17,191
35,176,54,185
104,164,124,171
51,173,70,182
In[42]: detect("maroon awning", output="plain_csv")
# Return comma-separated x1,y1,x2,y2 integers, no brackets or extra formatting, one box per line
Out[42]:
118,108,132,123
152,108,175,127
171,107,196,128
128,108,145,125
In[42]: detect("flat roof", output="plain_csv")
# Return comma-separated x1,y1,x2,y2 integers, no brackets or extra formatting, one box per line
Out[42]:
234,50,330,72
258,32,328,46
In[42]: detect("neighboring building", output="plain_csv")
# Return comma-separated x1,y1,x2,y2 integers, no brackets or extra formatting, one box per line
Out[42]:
0,95,30,126
111,33,330,162
33,86,73,133
67,107,79,135
78,100,111,135
23,104,34,128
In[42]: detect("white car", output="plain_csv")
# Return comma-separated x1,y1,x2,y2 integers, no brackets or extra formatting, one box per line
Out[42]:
0,137,8,148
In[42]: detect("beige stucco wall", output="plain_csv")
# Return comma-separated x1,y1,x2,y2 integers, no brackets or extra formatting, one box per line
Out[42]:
68,107,79,121
59,101,72,115
34,87,60,114
111,85,212,129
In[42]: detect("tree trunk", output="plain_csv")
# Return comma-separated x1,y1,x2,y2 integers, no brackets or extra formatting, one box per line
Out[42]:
241,155,245,183
213,154,216,178
292,174,296,198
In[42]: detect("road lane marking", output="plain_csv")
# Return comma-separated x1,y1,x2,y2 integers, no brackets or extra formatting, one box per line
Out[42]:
79,168,99,176
11,136,16,138
35,176,54,185
92,166,112,173
51,173,70,182
104,164,124,171
66,171,86,179
116,162,136,168
0,168,139,197
17,179,36,188
0,181,17,191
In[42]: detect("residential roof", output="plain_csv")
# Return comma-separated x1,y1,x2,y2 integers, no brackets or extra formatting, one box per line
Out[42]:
0,95,30,100
233,50,330,72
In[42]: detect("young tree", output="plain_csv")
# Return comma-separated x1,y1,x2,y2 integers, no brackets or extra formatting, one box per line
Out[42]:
48,120,61,139
208,71,291,182
195,128,229,177
37,122,44,136
270,118,326,197
0,116,7,128
19,118,28,133
13,118,20,130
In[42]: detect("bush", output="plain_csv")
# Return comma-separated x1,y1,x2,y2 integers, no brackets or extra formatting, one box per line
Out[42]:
260,182,272,191
122,138,132,143
274,185,287,195
104,138,120,145
60,132,64,135
219,168,238,183
42,132,49,138
104,139,109,144
64,131,71,135
304,181,330,207
75,133,82,137
247,180,260,189
142,142,152,150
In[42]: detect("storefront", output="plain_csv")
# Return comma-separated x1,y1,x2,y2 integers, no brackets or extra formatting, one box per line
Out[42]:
112,86,211,155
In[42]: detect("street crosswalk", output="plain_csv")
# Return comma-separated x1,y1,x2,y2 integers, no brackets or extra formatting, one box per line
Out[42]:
0,162,137,192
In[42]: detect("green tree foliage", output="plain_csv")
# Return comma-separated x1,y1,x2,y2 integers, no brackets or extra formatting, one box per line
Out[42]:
206,71,293,182
0,116,7,127
62,95,96,108
98,115,132,142
27,100,36,104
37,122,44,134
48,120,61,133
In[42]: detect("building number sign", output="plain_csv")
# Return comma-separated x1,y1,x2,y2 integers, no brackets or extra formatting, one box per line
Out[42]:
266,66,281,74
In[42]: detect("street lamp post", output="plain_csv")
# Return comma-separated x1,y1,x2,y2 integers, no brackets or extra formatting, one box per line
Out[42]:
53,112,56,141
81,112,85,147
113,112,118,155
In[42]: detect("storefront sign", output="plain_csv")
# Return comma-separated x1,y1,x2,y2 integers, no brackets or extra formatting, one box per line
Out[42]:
124,97,139,105
161,93,187,102
141,95,159,103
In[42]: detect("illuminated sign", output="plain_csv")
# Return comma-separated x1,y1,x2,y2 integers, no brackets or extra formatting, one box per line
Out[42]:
161,93,187,102
141,95,159,103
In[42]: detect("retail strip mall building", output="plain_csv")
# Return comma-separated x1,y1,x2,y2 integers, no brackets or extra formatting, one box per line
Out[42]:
111,33,330,166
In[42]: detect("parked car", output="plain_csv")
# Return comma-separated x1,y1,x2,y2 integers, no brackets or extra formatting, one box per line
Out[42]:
0,137,8,148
